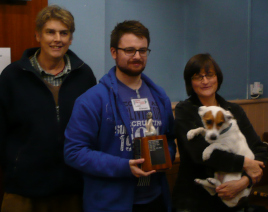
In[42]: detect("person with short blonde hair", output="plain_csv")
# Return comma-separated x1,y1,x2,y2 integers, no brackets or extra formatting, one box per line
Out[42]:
0,5,96,212
35,5,75,38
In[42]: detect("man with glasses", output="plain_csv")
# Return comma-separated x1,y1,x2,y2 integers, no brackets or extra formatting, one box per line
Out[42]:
64,20,176,212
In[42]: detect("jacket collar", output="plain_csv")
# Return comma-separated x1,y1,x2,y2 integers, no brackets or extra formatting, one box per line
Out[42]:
189,93,230,110
19,47,84,72
99,66,163,98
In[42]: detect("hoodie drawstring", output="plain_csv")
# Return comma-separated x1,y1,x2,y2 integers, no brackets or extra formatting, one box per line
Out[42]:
109,87,119,136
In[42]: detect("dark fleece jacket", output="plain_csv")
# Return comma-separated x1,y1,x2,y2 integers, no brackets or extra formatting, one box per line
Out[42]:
0,47,96,197
172,93,268,212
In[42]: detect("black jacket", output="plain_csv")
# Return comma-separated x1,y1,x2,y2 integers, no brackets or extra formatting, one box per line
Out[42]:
172,93,268,212
0,47,97,197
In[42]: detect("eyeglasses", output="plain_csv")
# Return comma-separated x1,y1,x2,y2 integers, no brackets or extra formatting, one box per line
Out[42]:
116,47,151,57
191,72,216,81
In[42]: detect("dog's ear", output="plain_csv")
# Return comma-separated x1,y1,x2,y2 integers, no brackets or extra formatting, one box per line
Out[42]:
198,106,207,117
224,110,233,121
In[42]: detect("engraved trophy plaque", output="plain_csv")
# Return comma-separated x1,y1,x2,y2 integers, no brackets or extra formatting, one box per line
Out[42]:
133,112,172,172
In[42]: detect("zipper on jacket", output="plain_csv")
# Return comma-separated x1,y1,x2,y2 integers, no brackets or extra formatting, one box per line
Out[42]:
13,149,22,173
14,156,18,171
24,61,85,136
55,64,84,124
56,105,60,123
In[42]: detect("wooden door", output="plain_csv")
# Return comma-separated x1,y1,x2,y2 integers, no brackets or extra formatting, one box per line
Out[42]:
0,0,48,62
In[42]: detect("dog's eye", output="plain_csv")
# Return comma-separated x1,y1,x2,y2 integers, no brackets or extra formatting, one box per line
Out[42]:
217,122,224,127
206,120,212,125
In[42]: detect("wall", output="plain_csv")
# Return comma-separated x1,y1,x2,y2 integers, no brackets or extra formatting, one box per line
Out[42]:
47,0,106,81
105,0,185,102
183,0,250,100
46,0,268,102
250,0,268,98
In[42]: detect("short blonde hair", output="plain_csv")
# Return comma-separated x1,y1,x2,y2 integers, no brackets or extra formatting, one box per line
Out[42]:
36,5,75,36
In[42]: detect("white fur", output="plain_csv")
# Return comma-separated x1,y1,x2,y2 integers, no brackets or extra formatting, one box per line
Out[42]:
187,106,254,207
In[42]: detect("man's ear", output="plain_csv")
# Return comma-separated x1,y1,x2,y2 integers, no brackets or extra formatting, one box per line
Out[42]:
35,31,41,42
110,47,117,60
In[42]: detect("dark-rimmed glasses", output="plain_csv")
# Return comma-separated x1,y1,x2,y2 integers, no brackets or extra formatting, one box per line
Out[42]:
191,72,217,81
116,47,151,57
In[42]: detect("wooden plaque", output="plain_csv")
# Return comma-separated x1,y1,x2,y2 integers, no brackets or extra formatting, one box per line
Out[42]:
133,135,172,172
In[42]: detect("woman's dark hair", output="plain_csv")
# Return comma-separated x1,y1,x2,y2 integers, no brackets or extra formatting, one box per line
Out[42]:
184,53,223,96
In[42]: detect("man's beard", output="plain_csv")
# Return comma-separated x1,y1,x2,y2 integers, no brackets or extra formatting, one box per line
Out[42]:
116,60,145,77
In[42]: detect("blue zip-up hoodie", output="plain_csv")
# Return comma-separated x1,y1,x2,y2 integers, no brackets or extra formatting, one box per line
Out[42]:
64,66,176,212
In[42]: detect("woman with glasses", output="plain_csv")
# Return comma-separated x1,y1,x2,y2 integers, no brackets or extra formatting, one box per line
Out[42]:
172,53,267,212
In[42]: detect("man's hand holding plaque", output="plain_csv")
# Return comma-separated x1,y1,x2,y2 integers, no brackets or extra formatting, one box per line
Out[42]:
133,112,172,172
129,158,156,177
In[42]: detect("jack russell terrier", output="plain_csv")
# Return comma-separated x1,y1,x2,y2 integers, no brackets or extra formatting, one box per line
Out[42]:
187,106,254,207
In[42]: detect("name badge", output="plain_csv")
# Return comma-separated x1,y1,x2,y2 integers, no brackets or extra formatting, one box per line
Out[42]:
131,98,150,111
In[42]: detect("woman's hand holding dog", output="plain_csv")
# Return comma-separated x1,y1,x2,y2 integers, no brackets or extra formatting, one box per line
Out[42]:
216,176,250,200
243,157,265,184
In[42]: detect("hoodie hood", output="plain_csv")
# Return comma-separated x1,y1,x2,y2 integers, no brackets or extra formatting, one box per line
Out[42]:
99,66,119,95
99,66,127,136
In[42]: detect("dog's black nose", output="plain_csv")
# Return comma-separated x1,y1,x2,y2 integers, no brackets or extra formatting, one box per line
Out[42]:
210,135,217,140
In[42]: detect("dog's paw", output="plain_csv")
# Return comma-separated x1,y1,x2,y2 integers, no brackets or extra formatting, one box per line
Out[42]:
187,130,196,140
194,179,202,184
207,178,221,187
202,148,212,161
206,178,216,185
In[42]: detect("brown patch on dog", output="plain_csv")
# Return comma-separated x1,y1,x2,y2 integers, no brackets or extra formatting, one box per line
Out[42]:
202,111,214,129
215,111,225,130
202,110,226,130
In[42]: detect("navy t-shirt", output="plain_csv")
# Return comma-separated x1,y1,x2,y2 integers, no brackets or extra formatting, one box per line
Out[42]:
117,79,162,204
